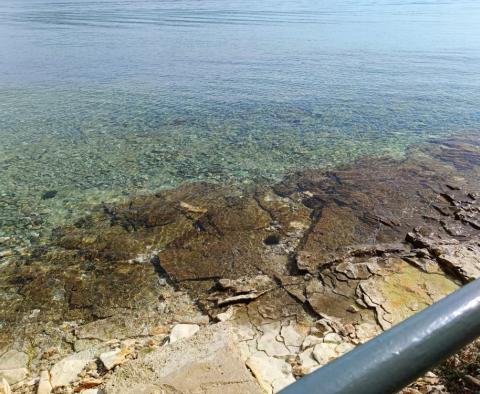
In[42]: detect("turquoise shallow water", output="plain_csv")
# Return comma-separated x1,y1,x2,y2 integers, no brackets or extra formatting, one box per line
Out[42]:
1,0,480,244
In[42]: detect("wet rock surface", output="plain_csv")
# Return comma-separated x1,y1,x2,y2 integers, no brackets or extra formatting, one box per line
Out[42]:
0,134,479,393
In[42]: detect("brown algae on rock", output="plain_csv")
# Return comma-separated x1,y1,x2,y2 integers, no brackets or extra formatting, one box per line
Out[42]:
0,134,479,392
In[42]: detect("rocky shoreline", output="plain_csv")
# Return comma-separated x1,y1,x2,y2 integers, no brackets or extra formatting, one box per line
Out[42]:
1,134,479,393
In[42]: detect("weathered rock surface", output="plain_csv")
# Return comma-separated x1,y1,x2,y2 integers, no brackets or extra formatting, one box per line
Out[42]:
257,322,291,357
36,370,52,394
436,243,480,281
0,378,11,394
0,350,28,385
0,134,479,393
356,259,459,330
104,324,263,394
50,349,96,388
99,348,130,371
246,352,295,394
169,324,200,343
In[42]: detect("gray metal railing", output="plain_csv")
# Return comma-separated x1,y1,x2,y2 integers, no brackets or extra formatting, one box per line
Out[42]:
280,278,480,394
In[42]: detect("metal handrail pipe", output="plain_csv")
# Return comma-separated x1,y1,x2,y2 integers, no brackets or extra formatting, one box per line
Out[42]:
280,278,480,394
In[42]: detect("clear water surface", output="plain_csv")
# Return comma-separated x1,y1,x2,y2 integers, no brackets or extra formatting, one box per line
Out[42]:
1,0,480,243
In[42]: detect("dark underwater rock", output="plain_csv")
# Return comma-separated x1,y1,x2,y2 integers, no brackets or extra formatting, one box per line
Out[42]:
41,190,58,200
1,134,479,384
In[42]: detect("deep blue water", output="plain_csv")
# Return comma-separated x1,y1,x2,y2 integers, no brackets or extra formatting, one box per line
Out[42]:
1,0,480,241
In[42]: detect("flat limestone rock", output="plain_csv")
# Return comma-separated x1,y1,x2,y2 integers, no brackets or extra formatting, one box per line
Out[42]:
354,322,381,343
305,278,359,322
435,243,480,282
75,316,151,341
297,348,320,376
0,369,27,386
312,342,338,366
257,322,290,357
280,321,307,348
50,349,96,388
358,259,459,330
169,324,200,343
335,261,373,280
104,323,262,394
216,306,235,322
0,351,27,371
301,335,323,350
0,350,28,385
246,352,295,394
217,292,263,306
37,370,52,394
1,134,479,391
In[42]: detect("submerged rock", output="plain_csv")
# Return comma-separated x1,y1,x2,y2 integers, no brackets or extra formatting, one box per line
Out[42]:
0,134,479,392
0,250,12,259
41,190,58,200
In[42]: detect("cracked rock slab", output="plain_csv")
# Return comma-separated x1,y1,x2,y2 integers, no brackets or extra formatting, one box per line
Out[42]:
104,323,262,394
357,259,459,330
435,243,480,282
246,352,295,394
75,316,153,342
1,134,480,391
257,322,290,357
280,321,307,348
